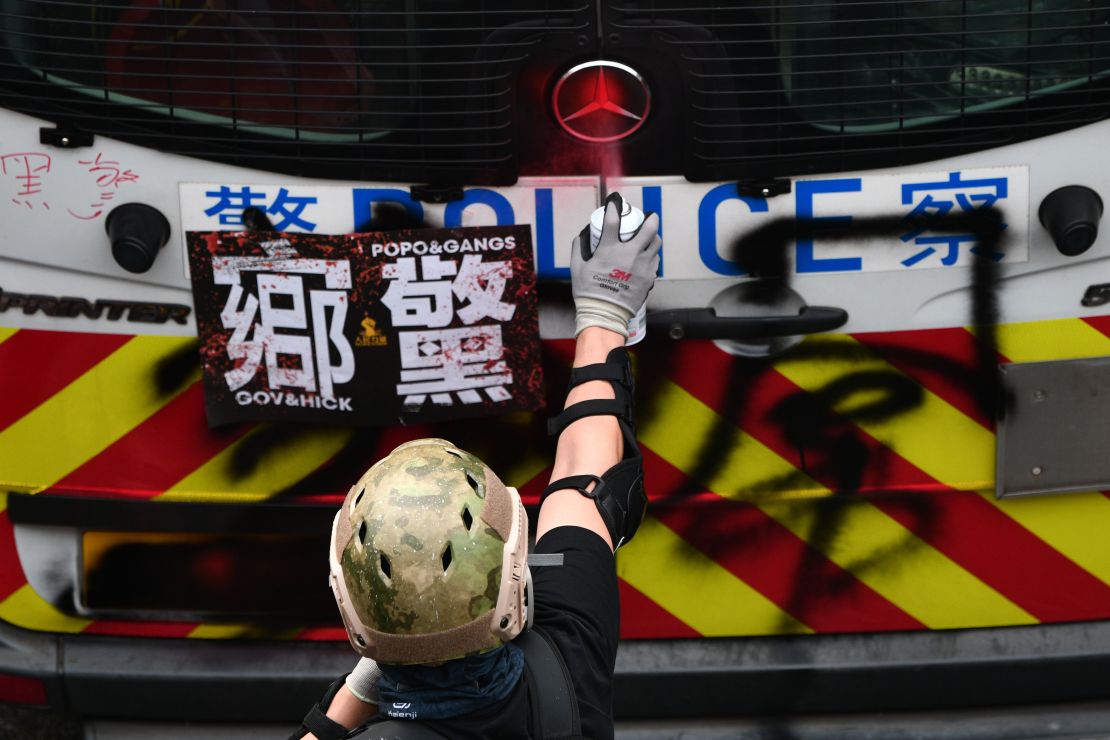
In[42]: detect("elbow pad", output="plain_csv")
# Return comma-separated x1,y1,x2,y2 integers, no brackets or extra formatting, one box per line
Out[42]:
543,347,647,549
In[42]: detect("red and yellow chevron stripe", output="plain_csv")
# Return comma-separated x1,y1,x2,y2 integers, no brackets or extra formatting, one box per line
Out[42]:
2,317,1110,640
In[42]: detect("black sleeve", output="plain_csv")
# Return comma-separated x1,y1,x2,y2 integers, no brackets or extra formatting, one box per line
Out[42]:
531,525,619,740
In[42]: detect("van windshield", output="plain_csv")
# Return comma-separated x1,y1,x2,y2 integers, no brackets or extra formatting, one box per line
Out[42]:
0,0,394,141
777,0,1110,132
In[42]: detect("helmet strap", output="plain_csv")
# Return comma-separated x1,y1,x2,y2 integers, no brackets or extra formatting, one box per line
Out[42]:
524,566,535,631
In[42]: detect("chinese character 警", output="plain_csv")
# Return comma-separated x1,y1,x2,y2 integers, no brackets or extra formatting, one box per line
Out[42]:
204,185,318,231
68,153,141,220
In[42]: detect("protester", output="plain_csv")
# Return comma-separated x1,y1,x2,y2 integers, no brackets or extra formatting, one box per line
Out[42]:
293,194,661,739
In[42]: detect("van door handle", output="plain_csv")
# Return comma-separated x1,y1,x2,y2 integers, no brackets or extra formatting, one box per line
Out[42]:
647,306,848,340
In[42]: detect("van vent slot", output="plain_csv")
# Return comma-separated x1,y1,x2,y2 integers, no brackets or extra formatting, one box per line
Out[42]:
0,1,590,184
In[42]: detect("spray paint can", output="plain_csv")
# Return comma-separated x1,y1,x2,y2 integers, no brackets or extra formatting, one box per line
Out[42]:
589,196,648,345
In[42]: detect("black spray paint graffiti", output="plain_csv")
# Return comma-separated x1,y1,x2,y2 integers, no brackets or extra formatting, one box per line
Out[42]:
167,203,1009,519
629,206,1007,730
638,209,1005,471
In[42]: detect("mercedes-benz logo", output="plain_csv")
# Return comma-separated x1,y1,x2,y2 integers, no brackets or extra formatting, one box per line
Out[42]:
552,60,650,143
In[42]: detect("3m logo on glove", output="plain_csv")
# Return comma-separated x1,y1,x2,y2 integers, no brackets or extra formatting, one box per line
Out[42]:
591,272,631,294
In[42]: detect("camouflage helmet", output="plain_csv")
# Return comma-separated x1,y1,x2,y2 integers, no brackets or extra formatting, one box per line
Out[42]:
329,438,530,664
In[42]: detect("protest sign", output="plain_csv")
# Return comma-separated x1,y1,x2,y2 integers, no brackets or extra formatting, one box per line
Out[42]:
187,226,542,426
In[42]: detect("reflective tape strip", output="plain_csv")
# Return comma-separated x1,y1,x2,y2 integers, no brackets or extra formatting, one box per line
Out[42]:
778,323,1110,599
0,585,91,633
2,319,1108,640
994,316,1110,362
56,382,253,498
983,318,1110,586
82,620,197,638
0,508,22,599
0,510,103,635
0,330,133,432
757,496,1035,629
617,515,811,636
187,623,303,640
156,426,353,503
852,327,994,429
296,626,349,641
617,579,702,639
642,377,1035,630
0,328,16,346
775,334,994,492
1084,315,1110,338
642,449,925,632
982,491,1110,587
670,338,1110,623
638,377,827,501
0,336,199,491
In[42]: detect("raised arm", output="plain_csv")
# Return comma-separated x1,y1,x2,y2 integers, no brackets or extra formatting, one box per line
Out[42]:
536,193,661,551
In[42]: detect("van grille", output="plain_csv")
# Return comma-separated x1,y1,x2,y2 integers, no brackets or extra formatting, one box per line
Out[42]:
2,2,1108,182
0,1,590,184
611,1,1110,179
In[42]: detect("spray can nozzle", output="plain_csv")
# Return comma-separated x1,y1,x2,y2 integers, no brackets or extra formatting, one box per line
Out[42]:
588,192,648,344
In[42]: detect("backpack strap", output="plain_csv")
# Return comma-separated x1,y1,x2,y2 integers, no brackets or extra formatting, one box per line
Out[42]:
516,628,586,740
288,674,352,740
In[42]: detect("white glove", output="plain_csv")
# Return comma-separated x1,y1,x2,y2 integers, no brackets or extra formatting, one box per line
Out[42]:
344,657,382,705
570,194,661,337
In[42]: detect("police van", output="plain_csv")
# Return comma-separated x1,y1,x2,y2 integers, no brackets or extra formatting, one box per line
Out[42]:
2,1,1110,736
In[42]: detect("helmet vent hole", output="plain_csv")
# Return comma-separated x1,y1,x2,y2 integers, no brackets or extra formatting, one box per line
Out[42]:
358,521,368,546
461,505,474,531
445,449,462,458
353,488,364,507
465,471,482,495
441,542,453,572
379,552,392,581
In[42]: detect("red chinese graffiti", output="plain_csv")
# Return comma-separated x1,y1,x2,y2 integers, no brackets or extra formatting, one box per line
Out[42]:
68,153,142,220
0,151,140,219
1,152,52,209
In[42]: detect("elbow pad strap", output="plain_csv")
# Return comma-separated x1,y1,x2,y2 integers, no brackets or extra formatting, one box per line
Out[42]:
542,455,646,550
546,398,629,437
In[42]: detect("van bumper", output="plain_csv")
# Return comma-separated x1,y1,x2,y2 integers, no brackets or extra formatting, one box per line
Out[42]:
3,617,1110,722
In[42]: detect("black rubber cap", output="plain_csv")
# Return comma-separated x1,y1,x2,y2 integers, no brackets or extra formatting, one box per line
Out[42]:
105,203,172,273
1038,185,1104,257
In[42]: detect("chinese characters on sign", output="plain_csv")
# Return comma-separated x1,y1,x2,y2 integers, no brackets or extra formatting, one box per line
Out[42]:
899,171,1009,268
187,226,541,426
180,166,1026,282
213,239,354,408
382,254,517,409
204,185,318,230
